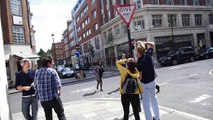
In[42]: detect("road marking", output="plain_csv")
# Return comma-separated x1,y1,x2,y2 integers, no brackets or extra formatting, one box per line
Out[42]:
209,69,213,75
159,106,211,120
169,63,197,70
158,83,168,86
70,86,95,94
190,94,211,103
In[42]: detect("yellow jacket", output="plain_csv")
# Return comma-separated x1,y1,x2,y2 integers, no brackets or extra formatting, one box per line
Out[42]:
116,59,144,94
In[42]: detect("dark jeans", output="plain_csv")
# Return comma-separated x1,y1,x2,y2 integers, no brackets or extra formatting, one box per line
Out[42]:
41,96,66,120
121,94,140,120
22,96,38,120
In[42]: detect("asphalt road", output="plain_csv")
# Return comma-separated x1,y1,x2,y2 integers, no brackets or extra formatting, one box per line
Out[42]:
9,58,213,119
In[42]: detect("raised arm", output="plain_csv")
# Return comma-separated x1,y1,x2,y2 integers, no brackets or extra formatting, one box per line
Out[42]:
116,59,126,75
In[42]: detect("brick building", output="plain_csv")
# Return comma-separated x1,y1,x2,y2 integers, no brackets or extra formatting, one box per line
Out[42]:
53,42,64,65
1,0,39,86
71,0,104,66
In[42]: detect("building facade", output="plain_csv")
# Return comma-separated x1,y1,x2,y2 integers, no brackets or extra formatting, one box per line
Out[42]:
101,0,213,66
1,0,39,86
53,42,64,65
71,0,104,66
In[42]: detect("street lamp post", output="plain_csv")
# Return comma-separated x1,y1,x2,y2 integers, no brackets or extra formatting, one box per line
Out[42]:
171,14,174,50
51,33,57,67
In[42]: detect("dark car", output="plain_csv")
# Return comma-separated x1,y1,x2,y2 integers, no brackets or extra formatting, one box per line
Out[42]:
159,46,196,66
59,67,75,78
198,47,213,59
79,63,89,70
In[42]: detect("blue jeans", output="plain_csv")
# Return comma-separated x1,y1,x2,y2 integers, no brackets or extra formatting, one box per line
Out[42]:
22,96,38,120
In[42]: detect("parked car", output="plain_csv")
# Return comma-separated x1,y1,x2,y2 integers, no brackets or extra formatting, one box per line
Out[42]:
159,46,196,66
79,63,89,70
59,67,74,78
197,47,213,59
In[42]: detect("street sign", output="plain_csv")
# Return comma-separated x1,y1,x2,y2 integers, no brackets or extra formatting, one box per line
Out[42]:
75,51,80,58
114,4,136,26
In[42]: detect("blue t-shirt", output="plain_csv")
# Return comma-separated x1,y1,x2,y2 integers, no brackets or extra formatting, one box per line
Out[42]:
137,48,155,84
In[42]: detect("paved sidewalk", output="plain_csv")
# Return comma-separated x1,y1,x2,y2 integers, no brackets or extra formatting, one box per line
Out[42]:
12,98,209,120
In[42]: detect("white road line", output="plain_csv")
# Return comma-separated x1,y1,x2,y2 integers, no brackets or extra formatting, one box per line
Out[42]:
190,94,211,103
70,86,95,94
159,106,211,120
158,83,168,86
209,69,213,75
169,63,197,70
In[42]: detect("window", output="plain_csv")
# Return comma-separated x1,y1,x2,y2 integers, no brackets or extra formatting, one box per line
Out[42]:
206,0,213,6
134,0,142,9
150,0,159,4
108,29,113,41
94,24,98,31
82,22,85,28
10,0,22,15
180,0,187,5
182,14,190,26
209,14,213,24
193,0,199,5
13,26,24,44
89,29,91,34
167,0,174,5
103,32,107,42
195,14,202,26
134,17,145,31
152,15,162,28
93,10,96,18
76,16,79,22
95,37,100,50
168,14,177,27
84,6,88,14
114,25,120,36
107,10,111,20
122,22,127,34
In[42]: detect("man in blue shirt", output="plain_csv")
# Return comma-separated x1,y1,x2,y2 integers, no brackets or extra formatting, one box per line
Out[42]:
34,56,66,120
15,58,38,120
136,41,160,120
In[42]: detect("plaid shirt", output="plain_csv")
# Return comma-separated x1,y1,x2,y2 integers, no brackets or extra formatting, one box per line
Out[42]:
34,67,62,102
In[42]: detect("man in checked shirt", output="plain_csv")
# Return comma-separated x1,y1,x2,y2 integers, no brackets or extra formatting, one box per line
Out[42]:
34,56,66,120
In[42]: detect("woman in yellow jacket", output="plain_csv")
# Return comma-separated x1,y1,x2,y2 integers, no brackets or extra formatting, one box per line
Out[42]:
116,58,143,120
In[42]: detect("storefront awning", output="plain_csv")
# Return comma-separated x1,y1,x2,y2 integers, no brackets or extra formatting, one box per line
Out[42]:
5,53,40,61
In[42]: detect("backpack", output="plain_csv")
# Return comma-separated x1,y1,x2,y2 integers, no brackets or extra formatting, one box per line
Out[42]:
122,74,138,94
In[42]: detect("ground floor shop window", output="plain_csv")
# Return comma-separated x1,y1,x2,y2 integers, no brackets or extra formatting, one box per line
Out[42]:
155,34,193,60
197,33,206,50
116,42,129,59
6,62,10,80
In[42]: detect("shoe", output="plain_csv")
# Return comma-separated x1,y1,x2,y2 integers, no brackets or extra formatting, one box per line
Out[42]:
100,89,103,91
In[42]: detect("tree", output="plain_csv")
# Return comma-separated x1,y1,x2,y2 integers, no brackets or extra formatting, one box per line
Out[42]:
89,44,95,65
37,48,45,57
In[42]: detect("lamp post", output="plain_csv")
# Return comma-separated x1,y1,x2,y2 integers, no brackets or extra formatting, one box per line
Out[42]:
170,14,174,50
51,33,57,67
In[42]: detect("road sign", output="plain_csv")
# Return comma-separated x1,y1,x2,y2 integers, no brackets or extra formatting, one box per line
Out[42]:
114,4,136,26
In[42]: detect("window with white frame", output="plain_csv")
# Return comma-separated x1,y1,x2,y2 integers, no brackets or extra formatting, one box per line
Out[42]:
94,23,98,31
84,6,88,14
10,0,22,15
180,0,187,5
195,14,202,26
182,14,190,26
167,0,174,5
193,0,199,5
82,22,85,28
150,0,159,4
93,10,96,18
95,37,100,50
152,15,162,28
103,32,107,42
134,16,145,31
206,0,213,6
107,9,111,20
114,25,120,37
168,14,177,27
13,26,24,44
121,22,127,34
209,14,213,24
133,0,142,9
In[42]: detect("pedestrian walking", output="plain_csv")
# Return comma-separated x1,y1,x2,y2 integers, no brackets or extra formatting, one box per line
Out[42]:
15,58,38,120
94,60,104,91
116,58,143,120
34,56,66,120
136,41,160,120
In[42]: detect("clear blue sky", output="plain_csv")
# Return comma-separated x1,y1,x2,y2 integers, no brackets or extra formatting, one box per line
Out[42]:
29,0,78,52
